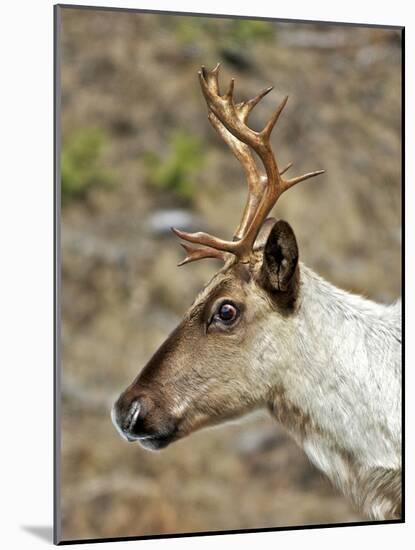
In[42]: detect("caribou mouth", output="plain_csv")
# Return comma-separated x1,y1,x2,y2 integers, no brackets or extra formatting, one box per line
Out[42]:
137,433,176,451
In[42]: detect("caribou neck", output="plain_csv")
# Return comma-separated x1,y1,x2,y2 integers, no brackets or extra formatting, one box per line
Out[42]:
266,263,401,518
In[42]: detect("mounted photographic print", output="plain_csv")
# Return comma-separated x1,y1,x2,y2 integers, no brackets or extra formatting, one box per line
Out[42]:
54,4,404,545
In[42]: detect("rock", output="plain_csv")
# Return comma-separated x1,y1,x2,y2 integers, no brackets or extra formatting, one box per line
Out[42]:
146,209,203,236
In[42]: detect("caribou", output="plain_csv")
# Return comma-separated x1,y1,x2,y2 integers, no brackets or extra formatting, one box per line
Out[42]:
112,64,402,521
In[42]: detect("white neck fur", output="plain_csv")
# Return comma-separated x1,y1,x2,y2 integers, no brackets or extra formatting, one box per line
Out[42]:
264,263,401,519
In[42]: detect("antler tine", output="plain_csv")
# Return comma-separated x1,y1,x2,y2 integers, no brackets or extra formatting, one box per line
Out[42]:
201,63,220,95
176,242,230,267
172,227,240,255
260,94,288,139
279,161,293,176
236,86,274,123
282,169,326,191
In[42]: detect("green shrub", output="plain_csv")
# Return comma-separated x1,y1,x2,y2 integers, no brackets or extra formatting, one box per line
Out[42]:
228,20,275,45
172,16,275,48
61,128,112,204
144,130,205,203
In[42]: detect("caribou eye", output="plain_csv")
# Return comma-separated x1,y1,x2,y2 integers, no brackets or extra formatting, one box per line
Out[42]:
215,302,239,325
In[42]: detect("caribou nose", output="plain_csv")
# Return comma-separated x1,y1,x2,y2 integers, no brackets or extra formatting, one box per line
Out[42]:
122,399,142,436
112,395,147,442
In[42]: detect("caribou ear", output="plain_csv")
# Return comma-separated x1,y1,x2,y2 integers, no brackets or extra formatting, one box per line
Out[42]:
260,220,299,294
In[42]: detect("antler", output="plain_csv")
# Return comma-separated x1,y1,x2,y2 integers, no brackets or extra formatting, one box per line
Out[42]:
173,64,325,265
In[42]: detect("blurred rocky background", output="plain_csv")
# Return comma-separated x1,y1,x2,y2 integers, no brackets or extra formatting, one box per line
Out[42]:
59,6,402,542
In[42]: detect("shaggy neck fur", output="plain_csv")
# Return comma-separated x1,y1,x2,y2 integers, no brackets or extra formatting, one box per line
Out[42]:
266,263,401,520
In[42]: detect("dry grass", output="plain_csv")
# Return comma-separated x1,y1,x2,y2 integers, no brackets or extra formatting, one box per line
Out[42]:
59,7,401,542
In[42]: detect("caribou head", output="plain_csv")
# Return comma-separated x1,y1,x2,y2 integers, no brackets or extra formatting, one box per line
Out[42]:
112,64,324,451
